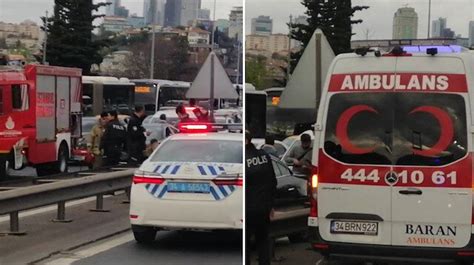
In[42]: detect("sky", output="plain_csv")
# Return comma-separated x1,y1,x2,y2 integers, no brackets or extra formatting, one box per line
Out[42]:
245,0,474,40
0,0,242,24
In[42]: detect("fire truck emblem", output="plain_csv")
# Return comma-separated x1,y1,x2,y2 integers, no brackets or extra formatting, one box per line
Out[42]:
5,116,15,130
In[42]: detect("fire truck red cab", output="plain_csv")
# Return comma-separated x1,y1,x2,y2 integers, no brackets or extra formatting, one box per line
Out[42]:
309,45,474,264
0,65,83,177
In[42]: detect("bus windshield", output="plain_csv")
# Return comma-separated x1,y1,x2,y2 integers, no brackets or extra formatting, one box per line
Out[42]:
324,93,467,166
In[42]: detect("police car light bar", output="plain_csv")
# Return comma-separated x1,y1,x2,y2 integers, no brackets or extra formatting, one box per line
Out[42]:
178,123,243,133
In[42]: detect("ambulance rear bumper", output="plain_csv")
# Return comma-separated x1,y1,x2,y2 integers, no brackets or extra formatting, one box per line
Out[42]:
310,227,474,264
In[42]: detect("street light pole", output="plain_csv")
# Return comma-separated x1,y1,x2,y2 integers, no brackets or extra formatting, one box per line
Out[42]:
427,0,432,38
210,0,216,51
209,0,217,121
150,0,156,79
287,14,292,80
42,11,48,65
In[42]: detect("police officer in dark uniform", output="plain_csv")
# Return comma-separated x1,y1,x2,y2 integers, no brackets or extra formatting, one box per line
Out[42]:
245,130,277,265
101,110,126,166
127,106,147,165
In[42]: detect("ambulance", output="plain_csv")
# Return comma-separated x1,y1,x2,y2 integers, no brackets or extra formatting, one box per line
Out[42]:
308,45,474,264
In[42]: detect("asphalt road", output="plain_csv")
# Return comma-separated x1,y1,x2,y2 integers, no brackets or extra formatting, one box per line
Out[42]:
0,191,242,265
42,230,242,265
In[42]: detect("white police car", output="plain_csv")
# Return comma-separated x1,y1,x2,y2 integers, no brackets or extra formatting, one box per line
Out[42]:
130,123,243,244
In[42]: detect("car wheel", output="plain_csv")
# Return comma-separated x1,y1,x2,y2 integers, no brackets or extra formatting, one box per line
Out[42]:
132,225,157,244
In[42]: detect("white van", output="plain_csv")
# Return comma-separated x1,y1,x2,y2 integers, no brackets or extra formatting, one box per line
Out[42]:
308,45,474,264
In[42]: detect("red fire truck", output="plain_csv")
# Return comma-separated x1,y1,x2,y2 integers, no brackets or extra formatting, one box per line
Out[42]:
0,64,84,178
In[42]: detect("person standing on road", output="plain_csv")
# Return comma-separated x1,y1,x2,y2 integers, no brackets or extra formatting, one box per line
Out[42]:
245,131,277,265
127,106,148,165
285,133,313,177
101,110,127,166
176,104,192,123
90,111,109,168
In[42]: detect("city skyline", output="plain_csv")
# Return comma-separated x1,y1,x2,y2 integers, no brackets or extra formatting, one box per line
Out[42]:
0,0,241,25
245,0,474,40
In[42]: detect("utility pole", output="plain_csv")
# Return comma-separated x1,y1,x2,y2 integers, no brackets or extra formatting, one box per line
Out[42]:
150,0,156,79
427,0,432,38
42,11,48,65
287,14,293,80
236,41,241,84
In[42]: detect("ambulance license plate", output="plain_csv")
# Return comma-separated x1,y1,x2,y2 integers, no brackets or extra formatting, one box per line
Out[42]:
167,182,210,194
330,220,378,236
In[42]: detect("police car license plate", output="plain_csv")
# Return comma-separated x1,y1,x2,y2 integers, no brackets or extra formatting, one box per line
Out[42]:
167,182,210,194
330,220,378,236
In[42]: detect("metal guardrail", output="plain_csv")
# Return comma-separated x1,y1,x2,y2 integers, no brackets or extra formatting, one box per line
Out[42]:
0,168,135,235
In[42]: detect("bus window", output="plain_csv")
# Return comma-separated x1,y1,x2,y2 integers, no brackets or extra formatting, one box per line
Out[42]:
103,85,134,115
158,86,188,107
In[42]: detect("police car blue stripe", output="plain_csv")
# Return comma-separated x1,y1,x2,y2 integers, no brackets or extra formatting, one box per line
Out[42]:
218,166,225,173
210,187,220,200
218,185,228,197
153,165,161,173
208,166,217,175
161,165,170,174
158,185,168,198
150,184,159,195
145,184,151,190
223,185,232,195
198,166,207,175
170,165,180,175
229,185,235,192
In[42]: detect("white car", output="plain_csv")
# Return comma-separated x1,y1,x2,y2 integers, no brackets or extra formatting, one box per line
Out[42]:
130,129,243,244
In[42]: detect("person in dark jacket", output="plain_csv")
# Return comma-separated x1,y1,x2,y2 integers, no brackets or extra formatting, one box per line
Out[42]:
101,110,127,166
127,106,148,165
245,130,277,265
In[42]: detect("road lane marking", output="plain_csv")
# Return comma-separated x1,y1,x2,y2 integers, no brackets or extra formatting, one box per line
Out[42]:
43,232,133,265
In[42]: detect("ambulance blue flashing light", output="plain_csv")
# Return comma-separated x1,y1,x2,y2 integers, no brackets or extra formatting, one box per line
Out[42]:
401,45,463,53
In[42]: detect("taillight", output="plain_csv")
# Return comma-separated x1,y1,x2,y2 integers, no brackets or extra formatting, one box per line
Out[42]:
133,176,165,184
309,166,318,218
213,178,243,186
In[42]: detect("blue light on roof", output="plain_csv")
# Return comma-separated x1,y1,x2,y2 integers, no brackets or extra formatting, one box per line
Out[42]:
401,45,463,53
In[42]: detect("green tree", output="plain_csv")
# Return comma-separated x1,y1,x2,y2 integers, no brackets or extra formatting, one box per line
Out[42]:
42,0,109,74
245,55,267,90
290,0,368,72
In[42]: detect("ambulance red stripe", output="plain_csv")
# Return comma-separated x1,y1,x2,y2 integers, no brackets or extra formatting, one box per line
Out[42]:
328,73,468,93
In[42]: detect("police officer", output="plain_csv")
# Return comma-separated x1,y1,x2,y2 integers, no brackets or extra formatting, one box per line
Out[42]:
245,130,277,265
101,110,126,166
127,106,147,165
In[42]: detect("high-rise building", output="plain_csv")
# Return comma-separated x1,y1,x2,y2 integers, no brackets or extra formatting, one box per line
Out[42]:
229,7,243,42
180,0,201,26
144,0,167,25
431,17,447,38
468,21,474,47
392,7,418,39
164,0,181,26
251,16,272,36
198,9,211,20
215,19,230,35
106,0,120,16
